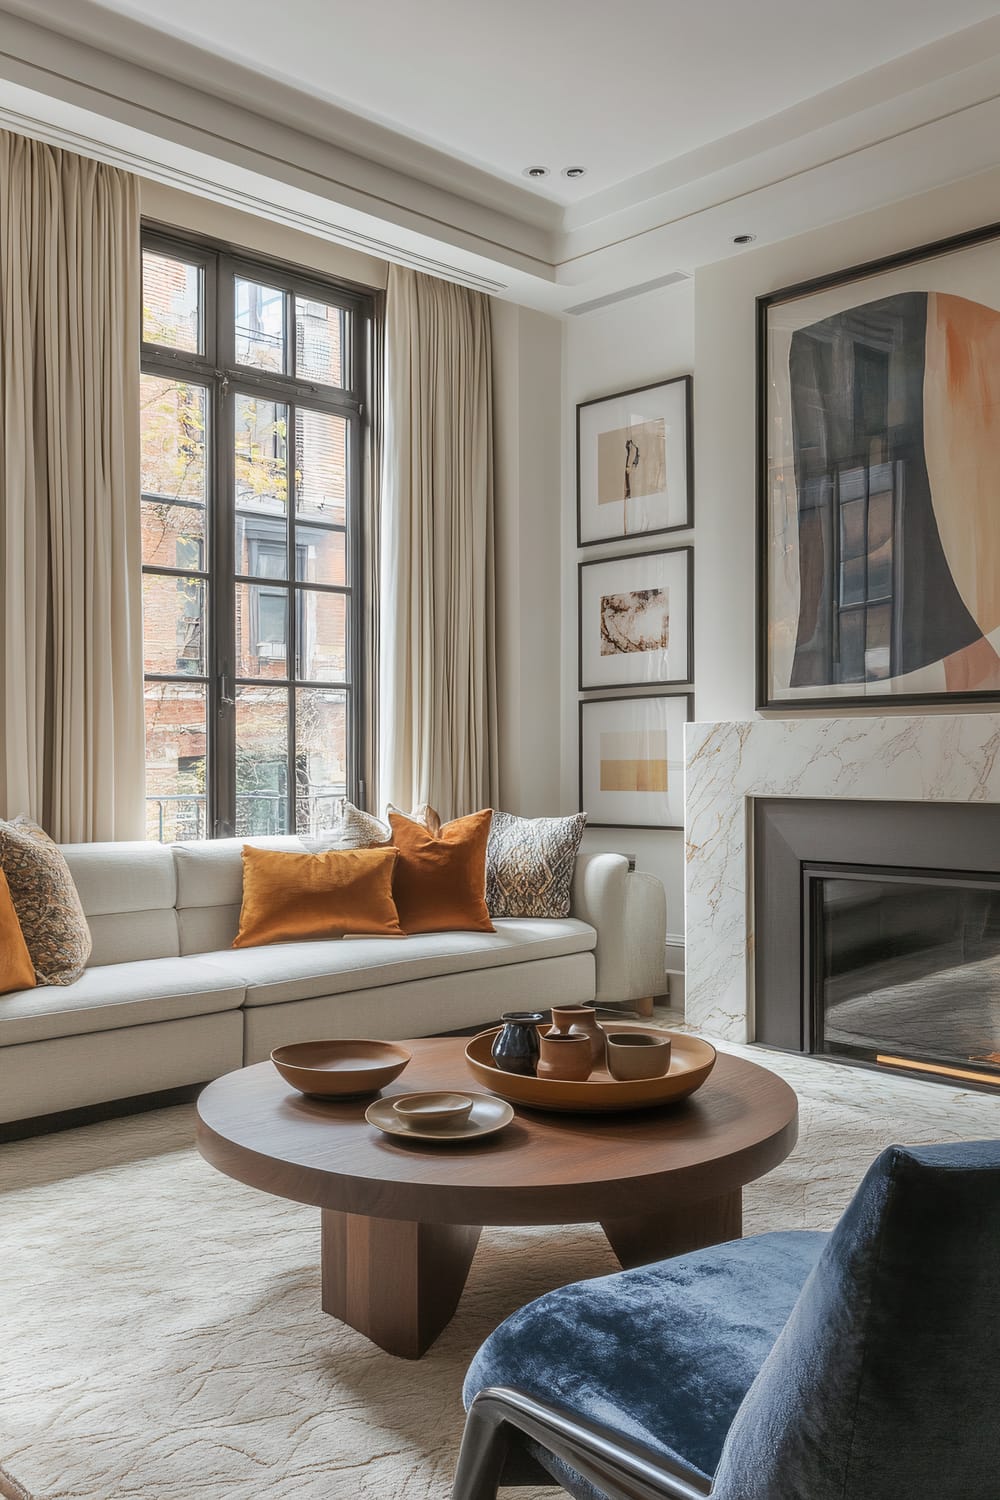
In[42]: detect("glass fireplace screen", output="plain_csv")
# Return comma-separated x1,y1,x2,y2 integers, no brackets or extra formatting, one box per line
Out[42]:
810,868,1000,1081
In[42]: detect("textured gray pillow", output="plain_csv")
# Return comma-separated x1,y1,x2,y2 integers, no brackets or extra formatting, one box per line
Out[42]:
486,811,587,919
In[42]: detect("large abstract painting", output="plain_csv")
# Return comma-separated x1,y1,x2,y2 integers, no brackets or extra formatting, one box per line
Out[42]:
758,225,1000,708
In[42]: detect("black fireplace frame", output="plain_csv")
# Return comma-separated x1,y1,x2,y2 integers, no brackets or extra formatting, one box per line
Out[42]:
753,798,1000,1089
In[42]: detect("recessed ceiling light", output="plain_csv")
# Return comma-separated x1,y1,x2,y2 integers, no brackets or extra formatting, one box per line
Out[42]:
563,166,587,179
732,233,756,245
523,165,550,179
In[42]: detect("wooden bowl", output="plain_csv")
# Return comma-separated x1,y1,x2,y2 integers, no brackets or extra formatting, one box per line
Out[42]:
271,1039,411,1098
464,1026,716,1113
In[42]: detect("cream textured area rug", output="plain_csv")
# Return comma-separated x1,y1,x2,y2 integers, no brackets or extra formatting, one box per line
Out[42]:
4,1042,1000,1500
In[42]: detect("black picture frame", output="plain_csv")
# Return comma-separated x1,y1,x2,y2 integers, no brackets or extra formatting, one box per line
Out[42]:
756,218,1000,712
578,545,694,691
577,375,693,548
578,692,694,831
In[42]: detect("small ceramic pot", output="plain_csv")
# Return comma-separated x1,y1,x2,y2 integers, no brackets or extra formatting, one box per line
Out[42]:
605,1032,672,1082
549,1004,606,1067
491,1012,545,1075
392,1092,474,1129
536,1032,593,1082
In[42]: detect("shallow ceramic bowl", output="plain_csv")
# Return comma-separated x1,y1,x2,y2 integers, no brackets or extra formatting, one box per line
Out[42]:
271,1039,411,1098
391,1092,475,1129
605,1030,673,1081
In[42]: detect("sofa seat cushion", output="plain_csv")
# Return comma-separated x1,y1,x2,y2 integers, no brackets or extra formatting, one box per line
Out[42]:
463,1230,829,1495
195,917,597,1008
0,957,246,1046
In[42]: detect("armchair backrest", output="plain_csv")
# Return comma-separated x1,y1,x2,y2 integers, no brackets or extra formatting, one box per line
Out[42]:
714,1139,1000,1500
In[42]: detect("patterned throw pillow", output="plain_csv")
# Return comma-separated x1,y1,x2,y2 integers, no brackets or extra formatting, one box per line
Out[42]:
301,800,391,851
0,818,91,985
486,811,587,919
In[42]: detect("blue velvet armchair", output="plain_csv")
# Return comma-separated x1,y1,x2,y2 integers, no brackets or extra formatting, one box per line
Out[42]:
455,1139,1000,1500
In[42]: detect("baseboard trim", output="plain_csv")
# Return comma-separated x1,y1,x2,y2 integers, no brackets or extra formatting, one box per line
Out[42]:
0,1081,207,1143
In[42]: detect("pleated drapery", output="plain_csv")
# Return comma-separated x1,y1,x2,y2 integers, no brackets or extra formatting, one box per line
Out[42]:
377,266,499,822
0,131,144,841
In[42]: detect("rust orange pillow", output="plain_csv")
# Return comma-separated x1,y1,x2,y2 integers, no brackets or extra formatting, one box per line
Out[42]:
0,866,36,994
233,845,403,949
388,807,494,934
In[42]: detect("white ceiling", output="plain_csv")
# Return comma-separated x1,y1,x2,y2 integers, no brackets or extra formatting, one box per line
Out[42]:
2,0,1000,311
68,0,1000,201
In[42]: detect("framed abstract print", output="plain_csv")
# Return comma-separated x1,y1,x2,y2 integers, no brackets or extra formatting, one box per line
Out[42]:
578,546,693,690
579,693,692,830
577,376,693,546
758,221,1000,710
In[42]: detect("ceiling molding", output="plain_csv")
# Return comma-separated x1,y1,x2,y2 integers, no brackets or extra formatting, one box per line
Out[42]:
0,4,1000,315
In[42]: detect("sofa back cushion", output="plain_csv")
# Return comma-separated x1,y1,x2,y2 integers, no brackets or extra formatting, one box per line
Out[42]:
173,836,307,954
61,841,178,966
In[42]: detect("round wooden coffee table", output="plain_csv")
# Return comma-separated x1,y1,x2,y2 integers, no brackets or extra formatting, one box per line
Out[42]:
196,1037,797,1359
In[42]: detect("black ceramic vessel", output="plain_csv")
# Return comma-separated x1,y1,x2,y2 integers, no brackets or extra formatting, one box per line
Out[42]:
490,1012,545,1076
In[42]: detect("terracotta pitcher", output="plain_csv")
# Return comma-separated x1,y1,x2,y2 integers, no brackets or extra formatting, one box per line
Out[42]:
549,1004,606,1067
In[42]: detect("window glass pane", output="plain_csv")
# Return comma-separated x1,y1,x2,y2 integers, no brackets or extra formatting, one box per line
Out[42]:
142,250,202,352
236,583,288,678
296,688,347,833
144,682,207,841
295,408,347,523
296,525,346,585
294,296,345,386
235,277,286,372
235,394,288,520
236,513,287,581
140,376,207,502
143,573,206,676
141,501,205,569
297,588,347,681
236,686,289,835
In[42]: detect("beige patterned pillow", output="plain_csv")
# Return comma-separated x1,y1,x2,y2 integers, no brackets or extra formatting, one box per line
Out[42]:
0,818,91,985
302,800,391,851
486,811,587,919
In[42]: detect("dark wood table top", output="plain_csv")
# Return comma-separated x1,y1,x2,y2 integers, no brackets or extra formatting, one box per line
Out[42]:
196,1037,798,1226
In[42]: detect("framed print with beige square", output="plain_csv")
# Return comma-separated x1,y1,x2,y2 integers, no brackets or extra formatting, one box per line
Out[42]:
579,693,692,830
577,376,693,546
759,220,1000,710
579,546,692,690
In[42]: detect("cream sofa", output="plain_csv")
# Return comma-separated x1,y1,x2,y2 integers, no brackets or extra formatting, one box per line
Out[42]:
0,836,667,1126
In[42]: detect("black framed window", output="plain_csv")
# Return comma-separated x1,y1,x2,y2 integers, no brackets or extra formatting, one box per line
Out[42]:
140,227,370,841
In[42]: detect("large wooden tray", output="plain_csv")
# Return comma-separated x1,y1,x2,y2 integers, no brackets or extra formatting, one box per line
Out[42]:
464,1026,716,1113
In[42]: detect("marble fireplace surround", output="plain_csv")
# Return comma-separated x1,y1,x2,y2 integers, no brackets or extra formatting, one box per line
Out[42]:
684,714,1000,1043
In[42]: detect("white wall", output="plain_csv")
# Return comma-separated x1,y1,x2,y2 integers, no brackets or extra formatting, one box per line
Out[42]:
695,163,1000,723
141,181,387,290
561,281,696,945
492,301,564,815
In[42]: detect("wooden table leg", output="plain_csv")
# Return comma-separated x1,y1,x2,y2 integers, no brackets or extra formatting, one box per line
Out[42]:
601,1189,742,1269
321,1208,482,1358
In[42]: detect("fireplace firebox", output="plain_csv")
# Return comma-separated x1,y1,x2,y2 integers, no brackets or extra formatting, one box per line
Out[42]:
754,800,1000,1090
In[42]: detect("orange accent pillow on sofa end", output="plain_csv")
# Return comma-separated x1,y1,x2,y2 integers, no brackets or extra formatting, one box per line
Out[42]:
388,807,495,934
0,866,36,993
233,845,403,949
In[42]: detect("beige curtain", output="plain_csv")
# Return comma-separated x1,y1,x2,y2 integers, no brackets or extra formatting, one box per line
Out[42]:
378,266,499,822
0,131,143,842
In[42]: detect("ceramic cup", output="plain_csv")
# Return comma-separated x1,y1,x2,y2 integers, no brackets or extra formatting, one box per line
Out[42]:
536,1031,593,1082
605,1032,672,1082
391,1092,475,1129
